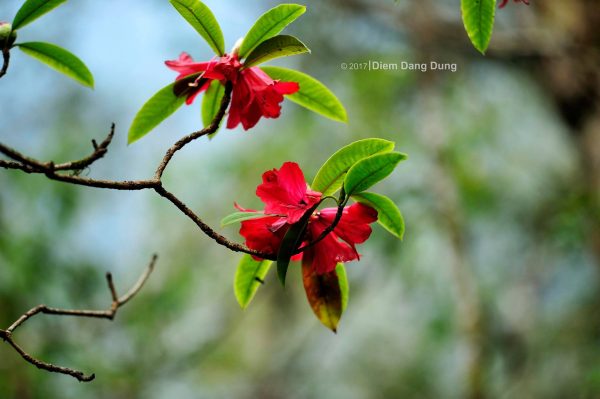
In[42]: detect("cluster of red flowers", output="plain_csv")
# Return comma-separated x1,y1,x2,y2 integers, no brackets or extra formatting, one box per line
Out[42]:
235,162,378,274
499,0,529,8
166,52,299,130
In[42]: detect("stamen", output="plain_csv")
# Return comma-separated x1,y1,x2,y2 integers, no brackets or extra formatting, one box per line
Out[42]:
188,72,206,87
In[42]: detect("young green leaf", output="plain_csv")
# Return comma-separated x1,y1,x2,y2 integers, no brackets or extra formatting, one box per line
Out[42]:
238,4,306,59
234,255,273,309
169,0,225,55
312,139,395,197
461,0,497,54
12,0,66,30
17,42,93,88
221,211,266,227
344,152,407,195
276,203,318,286
261,66,347,123
128,80,189,144
243,35,310,68
335,263,349,312
352,192,405,240
302,257,344,332
202,79,225,138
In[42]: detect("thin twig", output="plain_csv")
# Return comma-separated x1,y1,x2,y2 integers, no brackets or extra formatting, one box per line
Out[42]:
0,46,9,79
53,124,115,171
154,82,233,180
0,254,157,382
154,184,275,260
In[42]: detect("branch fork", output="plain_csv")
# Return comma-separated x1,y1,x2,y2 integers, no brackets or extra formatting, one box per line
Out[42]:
0,255,157,382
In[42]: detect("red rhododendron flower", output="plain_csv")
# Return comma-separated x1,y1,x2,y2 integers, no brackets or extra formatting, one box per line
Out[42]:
237,162,378,274
255,161,321,224
227,67,299,130
165,52,299,130
165,52,241,105
499,0,529,8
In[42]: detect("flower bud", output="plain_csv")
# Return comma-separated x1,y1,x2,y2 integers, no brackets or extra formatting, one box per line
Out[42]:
231,37,244,57
0,22,16,47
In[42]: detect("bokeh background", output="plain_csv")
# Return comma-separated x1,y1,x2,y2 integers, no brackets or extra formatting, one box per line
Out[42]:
1,1,599,398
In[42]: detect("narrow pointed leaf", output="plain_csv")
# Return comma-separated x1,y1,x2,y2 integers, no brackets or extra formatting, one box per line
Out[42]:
234,255,272,309
12,0,66,30
461,0,497,54
169,0,225,55
302,257,344,332
344,152,407,195
221,211,266,227
352,192,404,240
312,139,395,196
239,4,306,59
17,42,93,88
244,35,310,68
276,203,319,286
335,263,349,312
261,66,347,123
202,79,225,138
128,76,199,143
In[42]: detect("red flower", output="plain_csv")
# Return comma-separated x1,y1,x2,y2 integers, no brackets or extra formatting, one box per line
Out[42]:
227,67,299,130
237,162,378,274
165,52,241,105
499,0,529,8
165,52,299,130
256,161,321,224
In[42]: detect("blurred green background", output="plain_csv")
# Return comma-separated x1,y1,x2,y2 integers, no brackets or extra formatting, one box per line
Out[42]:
1,1,599,398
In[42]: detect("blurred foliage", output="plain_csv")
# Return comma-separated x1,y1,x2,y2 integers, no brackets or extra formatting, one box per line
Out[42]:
0,0,599,398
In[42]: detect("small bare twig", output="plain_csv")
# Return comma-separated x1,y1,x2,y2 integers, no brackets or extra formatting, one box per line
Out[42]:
155,82,233,180
53,124,115,172
0,46,9,79
0,254,157,382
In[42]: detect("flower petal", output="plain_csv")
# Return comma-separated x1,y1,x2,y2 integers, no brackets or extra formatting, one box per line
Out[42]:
306,222,356,274
319,203,378,248
256,162,321,223
239,216,288,260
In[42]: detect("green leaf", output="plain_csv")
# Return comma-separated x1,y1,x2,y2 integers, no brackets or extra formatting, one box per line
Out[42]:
335,263,349,312
344,152,407,195
221,211,266,227
276,203,319,286
128,77,196,144
12,0,66,30
238,4,306,59
302,258,344,332
461,0,497,54
234,255,272,309
261,66,347,123
352,192,405,240
202,79,225,138
312,139,395,197
243,35,310,68
169,0,225,55
17,42,93,88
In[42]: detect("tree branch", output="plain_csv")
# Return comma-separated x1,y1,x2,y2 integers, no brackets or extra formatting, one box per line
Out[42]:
1,75,341,275
154,184,275,260
0,254,157,382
